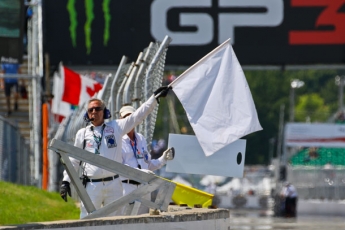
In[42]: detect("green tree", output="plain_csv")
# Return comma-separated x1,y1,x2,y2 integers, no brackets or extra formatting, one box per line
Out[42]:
243,70,290,164
295,93,330,122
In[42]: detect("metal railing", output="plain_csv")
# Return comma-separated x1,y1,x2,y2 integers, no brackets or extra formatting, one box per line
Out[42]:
0,116,32,185
287,166,345,200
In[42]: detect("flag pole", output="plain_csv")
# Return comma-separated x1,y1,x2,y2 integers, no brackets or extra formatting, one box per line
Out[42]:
59,61,63,77
168,38,231,88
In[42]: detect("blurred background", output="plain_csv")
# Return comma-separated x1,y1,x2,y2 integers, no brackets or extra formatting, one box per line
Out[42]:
1,0,345,221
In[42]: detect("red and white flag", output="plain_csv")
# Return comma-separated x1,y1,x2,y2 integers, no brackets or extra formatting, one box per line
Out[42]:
60,64,103,106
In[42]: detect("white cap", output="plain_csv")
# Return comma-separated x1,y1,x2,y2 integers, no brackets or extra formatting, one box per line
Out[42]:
119,105,136,118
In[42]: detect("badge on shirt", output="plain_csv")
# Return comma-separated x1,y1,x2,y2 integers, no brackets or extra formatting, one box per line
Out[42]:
143,150,149,163
136,151,143,159
104,126,114,134
85,139,97,152
105,135,116,148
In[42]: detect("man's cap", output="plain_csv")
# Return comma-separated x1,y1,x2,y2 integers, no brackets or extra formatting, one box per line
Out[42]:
119,105,136,117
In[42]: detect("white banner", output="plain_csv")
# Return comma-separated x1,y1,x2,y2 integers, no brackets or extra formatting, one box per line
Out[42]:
285,123,345,147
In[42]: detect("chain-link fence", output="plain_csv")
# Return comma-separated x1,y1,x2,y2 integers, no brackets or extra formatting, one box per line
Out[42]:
0,116,31,185
287,166,345,200
283,145,345,200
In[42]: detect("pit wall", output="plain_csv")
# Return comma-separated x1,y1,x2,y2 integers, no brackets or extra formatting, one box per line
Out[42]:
0,207,230,230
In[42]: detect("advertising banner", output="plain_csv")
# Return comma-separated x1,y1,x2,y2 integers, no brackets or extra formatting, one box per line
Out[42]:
285,123,345,147
44,0,345,66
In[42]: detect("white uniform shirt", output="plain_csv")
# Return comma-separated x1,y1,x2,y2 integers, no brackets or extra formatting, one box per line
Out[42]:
281,184,298,198
121,132,165,177
62,95,157,182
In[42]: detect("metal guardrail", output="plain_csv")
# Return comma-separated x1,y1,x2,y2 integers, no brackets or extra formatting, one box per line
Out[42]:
288,166,345,200
0,116,32,185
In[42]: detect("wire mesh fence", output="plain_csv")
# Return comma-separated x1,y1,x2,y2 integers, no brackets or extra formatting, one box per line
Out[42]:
285,145,345,200
0,117,31,185
58,39,169,147
287,165,345,200
139,40,168,152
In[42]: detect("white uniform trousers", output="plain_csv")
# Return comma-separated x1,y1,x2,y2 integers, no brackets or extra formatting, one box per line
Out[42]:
80,178,123,218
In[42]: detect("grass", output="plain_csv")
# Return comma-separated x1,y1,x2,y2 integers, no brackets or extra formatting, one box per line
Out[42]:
0,181,80,225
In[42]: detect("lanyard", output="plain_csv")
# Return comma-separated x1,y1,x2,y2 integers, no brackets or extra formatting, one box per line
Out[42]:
91,124,105,154
129,134,141,169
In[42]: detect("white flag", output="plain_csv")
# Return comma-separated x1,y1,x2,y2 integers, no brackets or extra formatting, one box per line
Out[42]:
171,39,262,156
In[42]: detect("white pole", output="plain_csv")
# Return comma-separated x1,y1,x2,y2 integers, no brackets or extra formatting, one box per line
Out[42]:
339,76,344,111
277,104,285,166
32,1,39,185
37,1,44,77
30,0,43,186
289,87,295,122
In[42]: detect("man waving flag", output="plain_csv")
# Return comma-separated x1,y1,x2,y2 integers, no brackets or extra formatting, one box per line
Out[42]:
170,39,262,156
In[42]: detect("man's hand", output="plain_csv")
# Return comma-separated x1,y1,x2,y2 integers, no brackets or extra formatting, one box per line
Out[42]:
154,86,171,103
60,181,71,202
164,147,175,160
159,147,175,163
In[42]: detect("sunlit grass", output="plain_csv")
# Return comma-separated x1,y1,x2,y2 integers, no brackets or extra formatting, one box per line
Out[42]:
0,181,79,225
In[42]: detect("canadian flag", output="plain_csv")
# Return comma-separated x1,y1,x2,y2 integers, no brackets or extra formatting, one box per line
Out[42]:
61,65,103,106
51,64,103,121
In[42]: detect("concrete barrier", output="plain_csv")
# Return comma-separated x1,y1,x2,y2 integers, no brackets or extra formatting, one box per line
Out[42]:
298,199,345,217
0,206,230,230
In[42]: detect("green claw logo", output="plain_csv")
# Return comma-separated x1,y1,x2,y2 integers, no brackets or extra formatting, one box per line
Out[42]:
67,0,111,55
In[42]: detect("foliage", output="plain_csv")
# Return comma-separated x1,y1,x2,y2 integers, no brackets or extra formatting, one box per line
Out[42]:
0,181,79,225
295,93,330,122
244,69,343,164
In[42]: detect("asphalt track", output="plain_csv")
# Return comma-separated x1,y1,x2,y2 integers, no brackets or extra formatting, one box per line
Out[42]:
229,209,345,230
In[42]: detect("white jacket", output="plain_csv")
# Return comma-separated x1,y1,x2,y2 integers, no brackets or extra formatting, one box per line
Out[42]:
121,132,166,177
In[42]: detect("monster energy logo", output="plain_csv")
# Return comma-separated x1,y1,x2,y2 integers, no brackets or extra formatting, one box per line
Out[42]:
67,0,111,55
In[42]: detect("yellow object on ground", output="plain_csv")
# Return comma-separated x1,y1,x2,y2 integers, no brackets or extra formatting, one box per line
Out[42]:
170,181,214,208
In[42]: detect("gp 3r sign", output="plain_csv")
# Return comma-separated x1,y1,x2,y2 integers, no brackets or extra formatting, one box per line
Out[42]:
151,0,345,46
44,0,345,66
151,0,284,46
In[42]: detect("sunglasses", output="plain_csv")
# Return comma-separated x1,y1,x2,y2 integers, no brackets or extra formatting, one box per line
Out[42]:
87,107,103,113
